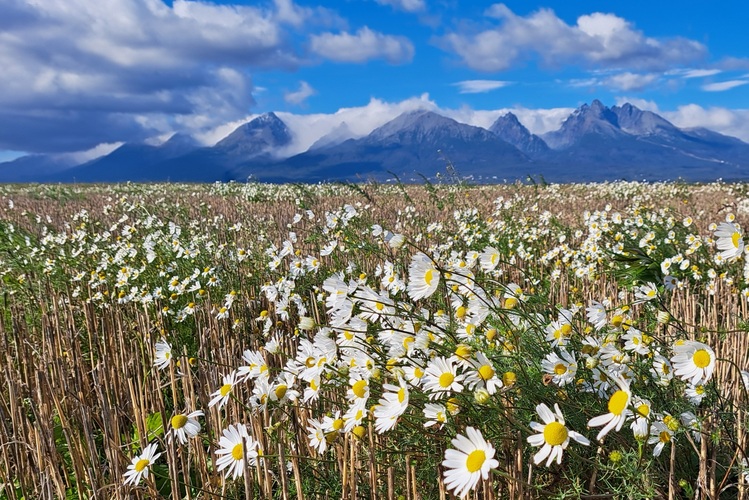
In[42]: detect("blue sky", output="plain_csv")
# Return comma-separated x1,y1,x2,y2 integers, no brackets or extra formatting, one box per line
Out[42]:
2,0,749,162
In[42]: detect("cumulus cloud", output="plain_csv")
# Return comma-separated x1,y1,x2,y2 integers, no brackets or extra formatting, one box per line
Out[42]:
269,94,573,157
663,104,749,141
375,0,426,12
439,4,706,72
310,27,415,64
0,0,344,153
603,72,659,91
285,81,317,105
453,80,511,94
701,80,749,92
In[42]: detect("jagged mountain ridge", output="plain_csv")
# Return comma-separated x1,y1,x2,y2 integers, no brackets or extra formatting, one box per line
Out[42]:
233,110,532,182
3,102,749,183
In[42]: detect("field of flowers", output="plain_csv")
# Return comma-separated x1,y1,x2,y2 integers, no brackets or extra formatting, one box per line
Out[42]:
1,180,749,499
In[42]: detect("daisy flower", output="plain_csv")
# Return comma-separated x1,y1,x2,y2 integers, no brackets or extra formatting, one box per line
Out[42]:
586,300,607,330
215,423,259,480
634,282,658,303
479,246,501,272
307,418,327,454
422,356,464,399
714,221,744,260
541,349,577,387
407,253,440,300
169,410,203,445
527,403,589,466
373,378,409,434
671,340,716,385
464,352,503,395
153,337,172,371
442,427,499,498
588,377,633,441
123,442,161,486
209,371,238,409
423,402,448,429
647,421,673,457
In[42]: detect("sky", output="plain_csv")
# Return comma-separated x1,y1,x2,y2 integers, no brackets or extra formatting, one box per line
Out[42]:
2,0,749,162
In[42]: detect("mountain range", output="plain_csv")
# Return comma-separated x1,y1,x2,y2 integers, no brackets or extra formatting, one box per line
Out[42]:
2,100,749,183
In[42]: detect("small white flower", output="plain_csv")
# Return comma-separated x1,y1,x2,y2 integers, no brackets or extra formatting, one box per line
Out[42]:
527,403,589,466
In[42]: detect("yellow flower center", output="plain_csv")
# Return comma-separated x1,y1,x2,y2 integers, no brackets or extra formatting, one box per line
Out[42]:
504,297,518,309
171,415,188,429
275,385,288,399
465,449,486,473
413,367,424,378
424,269,434,286
478,364,495,381
659,430,671,443
332,418,344,431
503,371,517,386
455,344,471,359
219,383,232,397
375,302,384,311
397,387,406,403
456,306,467,319
692,349,711,368
543,421,568,446
560,324,572,336
636,404,650,417
134,458,150,472
439,372,455,388
231,443,244,461
352,380,367,398
732,231,742,249
608,390,629,415
554,363,567,375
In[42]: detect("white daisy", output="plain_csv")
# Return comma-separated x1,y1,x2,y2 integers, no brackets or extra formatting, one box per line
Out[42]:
714,221,744,260
153,337,172,371
442,427,499,498
123,442,161,486
306,418,327,454
423,403,448,429
647,421,673,457
586,300,607,330
541,349,577,387
422,356,464,399
373,378,409,433
587,377,633,441
209,371,238,409
671,340,716,385
407,252,440,300
634,282,658,303
527,403,589,466
169,410,203,445
215,423,259,480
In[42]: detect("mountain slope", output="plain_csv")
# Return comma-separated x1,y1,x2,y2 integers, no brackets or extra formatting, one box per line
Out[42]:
489,113,549,157
234,110,532,182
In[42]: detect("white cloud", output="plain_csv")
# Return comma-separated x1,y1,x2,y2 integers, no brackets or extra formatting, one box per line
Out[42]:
310,27,415,64
62,142,124,164
285,81,317,105
614,97,660,112
440,4,706,72
603,72,659,91
375,0,426,12
701,80,749,92
269,95,572,157
680,69,722,78
453,80,511,94
0,0,336,153
663,104,749,141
